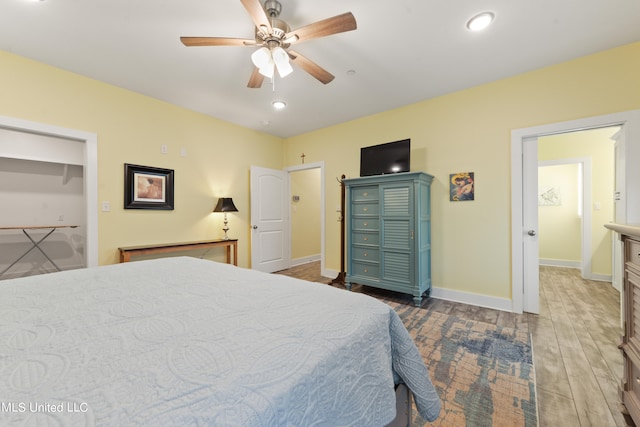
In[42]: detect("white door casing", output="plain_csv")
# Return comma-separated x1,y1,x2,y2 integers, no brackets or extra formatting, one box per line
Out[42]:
250,166,289,273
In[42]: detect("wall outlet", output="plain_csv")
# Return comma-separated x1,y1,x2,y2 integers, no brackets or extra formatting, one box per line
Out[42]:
57,214,64,221
102,201,111,212
161,144,168,154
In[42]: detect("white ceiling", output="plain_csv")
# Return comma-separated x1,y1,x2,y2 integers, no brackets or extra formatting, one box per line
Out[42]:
3,0,640,138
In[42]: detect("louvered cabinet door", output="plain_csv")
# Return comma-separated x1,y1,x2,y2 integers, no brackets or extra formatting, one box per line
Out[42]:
381,183,413,288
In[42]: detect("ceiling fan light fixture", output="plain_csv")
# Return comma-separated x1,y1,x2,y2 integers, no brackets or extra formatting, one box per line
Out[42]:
251,47,272,69
272,100,287,110
271,47,293,77
258,64,275,78
466,12,495,31
275,60,293,78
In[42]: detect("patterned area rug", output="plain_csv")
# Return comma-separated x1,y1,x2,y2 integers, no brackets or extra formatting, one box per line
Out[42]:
386,301,538,427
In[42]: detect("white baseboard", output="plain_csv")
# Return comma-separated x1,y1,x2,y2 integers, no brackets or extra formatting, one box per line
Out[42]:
539,258,581,269
539,259,612,283
291,254,321,267
430,286,513,313
585,273,612,282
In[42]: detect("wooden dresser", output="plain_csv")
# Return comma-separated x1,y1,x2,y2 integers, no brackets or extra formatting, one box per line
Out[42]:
605,223,640,424
344,172,433,306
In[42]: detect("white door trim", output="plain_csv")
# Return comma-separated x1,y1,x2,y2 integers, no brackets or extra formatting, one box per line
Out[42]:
285,161,326,277
511,110,639,314
0,115,98,268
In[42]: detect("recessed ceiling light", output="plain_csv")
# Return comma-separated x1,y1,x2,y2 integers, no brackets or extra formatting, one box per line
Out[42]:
272,100,287,110
466,12,495,31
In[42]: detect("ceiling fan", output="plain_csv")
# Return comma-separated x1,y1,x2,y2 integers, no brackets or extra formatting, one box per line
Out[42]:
180,0,357,88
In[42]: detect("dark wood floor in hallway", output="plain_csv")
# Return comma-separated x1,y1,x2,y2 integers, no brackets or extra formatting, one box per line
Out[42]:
275,262,633,426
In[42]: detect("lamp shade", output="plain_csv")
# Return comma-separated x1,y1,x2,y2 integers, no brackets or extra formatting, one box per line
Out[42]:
213,198,238,213
271,47,293,77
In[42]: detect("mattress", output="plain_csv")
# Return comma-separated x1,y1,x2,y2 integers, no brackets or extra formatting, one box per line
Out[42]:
0,256,440,426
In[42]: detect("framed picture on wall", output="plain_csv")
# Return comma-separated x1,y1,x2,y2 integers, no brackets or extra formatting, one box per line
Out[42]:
124,163,174,210
450,172,475,201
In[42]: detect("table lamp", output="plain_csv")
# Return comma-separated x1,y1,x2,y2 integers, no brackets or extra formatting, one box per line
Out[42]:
213,197,238,240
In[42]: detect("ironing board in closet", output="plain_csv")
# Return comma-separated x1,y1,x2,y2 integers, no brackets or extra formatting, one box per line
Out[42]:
0,225,78,277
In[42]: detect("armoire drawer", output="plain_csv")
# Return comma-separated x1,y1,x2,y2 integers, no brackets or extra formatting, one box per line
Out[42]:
352,247,379,262
628,239,640,271
351,202,380,216
352,218,379,231
351,261,380,279
351,186,379,202
352,232,380,246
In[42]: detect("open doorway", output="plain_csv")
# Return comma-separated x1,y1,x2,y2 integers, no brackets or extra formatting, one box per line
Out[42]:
511,110,640,314
537,127,618,284
287,162,326,277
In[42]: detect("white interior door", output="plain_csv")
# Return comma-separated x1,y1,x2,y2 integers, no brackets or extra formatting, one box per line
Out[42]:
250,166,289,273
522,136,540,314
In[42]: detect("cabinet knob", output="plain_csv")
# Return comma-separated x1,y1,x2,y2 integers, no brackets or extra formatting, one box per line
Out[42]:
364,222,368,227
363,207,368,212
364,268,368,273
364,253,368,257
363,237,368,241
363,192,368,197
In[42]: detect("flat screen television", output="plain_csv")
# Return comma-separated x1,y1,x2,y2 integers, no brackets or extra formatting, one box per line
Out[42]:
360,139,410,177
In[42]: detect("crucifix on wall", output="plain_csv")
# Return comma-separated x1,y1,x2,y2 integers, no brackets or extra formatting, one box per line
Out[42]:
300,153,306,164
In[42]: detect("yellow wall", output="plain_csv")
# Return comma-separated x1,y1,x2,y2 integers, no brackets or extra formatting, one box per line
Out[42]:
0,50,284,267
284,41,640,299
538,127,617,275
538,164,582,264
290,168,321,261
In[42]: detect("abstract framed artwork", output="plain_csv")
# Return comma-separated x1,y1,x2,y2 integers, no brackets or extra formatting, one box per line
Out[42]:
450,172,475,201
124,163,174,210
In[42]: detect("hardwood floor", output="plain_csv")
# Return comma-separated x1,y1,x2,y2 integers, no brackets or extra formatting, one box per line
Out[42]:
275,262,634,427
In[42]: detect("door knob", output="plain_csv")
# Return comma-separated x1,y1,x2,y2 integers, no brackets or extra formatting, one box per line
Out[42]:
252,225,258,230
527,230,536,236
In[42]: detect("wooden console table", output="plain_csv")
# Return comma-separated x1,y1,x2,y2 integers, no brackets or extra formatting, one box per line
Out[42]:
118,239,238,265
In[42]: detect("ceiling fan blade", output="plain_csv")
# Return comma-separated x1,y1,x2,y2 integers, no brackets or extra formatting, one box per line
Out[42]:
288,50,335,84
240,0,273,34
181,37,256,47
285,12,357,44
247,67,265,88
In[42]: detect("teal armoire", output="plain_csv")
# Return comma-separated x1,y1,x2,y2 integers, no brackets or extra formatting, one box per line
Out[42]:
344,172,433,306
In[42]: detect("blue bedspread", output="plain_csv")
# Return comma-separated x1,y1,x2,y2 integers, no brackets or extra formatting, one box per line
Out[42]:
0,257,440,426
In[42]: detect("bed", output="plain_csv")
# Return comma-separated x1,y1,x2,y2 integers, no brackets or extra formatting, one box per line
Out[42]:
0,256,440,426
